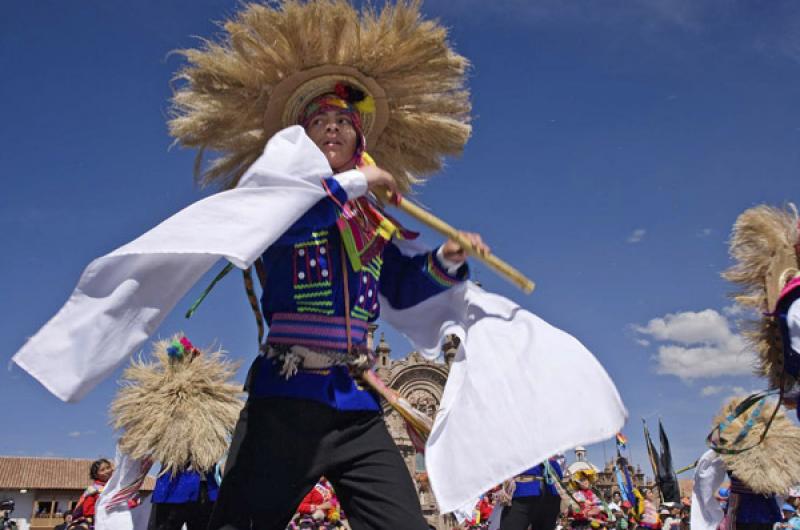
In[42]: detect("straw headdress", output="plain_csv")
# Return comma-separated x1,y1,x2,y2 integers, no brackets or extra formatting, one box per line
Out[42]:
712,396,800,495
110,335,244,476
169,0,471,192
723,204,800,389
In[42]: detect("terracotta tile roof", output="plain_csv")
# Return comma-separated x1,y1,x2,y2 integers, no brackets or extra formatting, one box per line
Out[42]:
0,457,154,491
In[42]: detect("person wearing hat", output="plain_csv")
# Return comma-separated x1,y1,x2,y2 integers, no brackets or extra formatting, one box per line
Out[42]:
637,489,660,530
106,335,242,530
779,503,800,530
163,2,481,529
206,81,478,530
660,507,678,530
687,206,800,530
7,0,628,526
568,470,607,529
498,458,564,530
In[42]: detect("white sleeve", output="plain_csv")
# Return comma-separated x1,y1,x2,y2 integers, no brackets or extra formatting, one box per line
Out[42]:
333,169,368,200
788,299,800,353
436,245,464,274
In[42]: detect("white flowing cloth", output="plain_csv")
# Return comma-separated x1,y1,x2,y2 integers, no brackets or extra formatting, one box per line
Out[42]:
690,450,727,530
13,126,627,514
13,126,329,402
380,275,627,513
95,446,153,530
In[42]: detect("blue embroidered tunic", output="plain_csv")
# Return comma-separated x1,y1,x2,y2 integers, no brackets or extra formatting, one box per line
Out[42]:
250,175,468,411
512,459,563,498
151,469,219,504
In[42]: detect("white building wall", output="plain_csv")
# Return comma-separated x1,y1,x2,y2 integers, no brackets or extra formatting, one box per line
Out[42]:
0,488,34,530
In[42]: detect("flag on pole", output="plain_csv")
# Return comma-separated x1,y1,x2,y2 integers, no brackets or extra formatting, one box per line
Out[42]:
658,419,682,503
616,432,628,450
643,419,663,498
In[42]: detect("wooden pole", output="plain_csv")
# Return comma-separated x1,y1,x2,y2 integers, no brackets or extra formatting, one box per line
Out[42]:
381,192,535,294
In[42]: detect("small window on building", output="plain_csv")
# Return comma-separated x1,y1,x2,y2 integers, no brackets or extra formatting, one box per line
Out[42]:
35,500,54,516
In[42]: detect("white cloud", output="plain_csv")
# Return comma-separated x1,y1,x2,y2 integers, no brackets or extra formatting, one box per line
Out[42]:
701,385,723,396
634,309,756,380
722,304,748,317
67,430,95,438
627,228,647,243
636,338,651,346
697,228,713,238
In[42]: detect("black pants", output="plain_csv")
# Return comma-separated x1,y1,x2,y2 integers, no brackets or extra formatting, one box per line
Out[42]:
500,493,561,530
208,396,429,530
148,500,213,530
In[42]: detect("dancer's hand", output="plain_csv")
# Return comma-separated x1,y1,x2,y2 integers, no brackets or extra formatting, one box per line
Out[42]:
360,165,399,198
442,231,490,264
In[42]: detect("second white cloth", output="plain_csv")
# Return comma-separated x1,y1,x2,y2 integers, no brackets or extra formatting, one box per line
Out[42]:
381,273,628,513
690,449,727,530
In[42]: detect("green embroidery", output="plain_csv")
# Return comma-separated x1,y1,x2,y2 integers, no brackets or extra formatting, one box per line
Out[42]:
294,289,333,300
294,238,329,248
351,306,373,320
297,300,334,307
294,281,332,290
297,306,336,316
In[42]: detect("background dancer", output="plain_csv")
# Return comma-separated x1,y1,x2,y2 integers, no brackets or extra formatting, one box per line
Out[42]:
692,203,800,530
109,335,242,530
499,458,563,530
69,458,113,530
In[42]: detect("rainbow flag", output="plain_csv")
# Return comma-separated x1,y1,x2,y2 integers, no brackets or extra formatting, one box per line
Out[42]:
616,432,628,449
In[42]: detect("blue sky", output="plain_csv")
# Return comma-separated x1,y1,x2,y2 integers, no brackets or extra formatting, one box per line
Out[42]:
2,0,799,481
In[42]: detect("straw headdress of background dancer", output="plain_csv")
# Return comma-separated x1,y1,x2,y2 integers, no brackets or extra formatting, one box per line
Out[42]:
107,334,243,530
691,204,800,530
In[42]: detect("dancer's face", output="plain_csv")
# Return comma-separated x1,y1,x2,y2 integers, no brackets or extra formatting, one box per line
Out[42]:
305,110,359,172
96,461,114,481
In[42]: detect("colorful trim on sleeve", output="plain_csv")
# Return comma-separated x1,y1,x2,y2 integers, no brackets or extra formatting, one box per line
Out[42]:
425,251,466,288
321,177,348,208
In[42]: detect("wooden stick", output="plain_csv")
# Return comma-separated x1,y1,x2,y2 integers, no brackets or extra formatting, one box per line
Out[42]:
379,191,535,294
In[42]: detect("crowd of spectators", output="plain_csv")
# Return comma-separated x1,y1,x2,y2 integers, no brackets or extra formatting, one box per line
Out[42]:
60,458,800,530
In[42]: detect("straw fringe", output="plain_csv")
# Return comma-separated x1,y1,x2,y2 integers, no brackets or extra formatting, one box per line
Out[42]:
722,205,799,389
110,335,244,476
714,397,800,495
169,0,471,192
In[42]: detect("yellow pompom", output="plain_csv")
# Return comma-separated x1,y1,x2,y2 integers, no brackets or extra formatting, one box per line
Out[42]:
355,95,376,114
